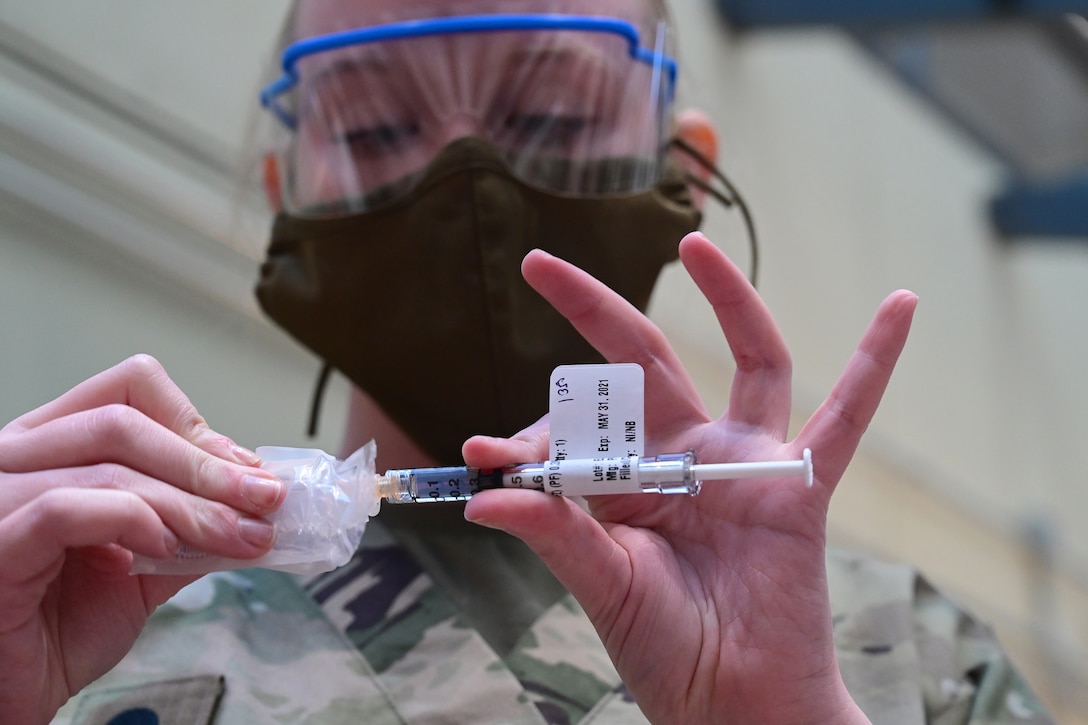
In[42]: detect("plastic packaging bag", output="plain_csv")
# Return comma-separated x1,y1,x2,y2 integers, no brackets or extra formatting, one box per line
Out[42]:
131,441,381,576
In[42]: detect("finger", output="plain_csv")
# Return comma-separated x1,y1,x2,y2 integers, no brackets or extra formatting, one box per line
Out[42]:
521,249,709,434
1,468,277,559
795,290,917,486
4,355,260,467
678,232,793,438
0,488,177,588
462,416,551,468
464,489,629,622
0,407,284,516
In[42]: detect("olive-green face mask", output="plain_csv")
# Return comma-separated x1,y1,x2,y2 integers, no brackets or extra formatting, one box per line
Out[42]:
256,138,702,464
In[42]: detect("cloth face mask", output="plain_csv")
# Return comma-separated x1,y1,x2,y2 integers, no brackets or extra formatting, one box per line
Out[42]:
256,137,701,464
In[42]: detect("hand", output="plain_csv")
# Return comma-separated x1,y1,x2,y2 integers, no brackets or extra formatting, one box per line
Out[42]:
462,232,916,724
0,355,285,724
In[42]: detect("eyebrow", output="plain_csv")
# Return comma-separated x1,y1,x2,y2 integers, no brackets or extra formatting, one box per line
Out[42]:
295,52,401,118
503,38,624,84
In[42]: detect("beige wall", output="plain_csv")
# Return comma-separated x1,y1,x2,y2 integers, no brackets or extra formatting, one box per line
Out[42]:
1,1,1085,720
660,4,1088,720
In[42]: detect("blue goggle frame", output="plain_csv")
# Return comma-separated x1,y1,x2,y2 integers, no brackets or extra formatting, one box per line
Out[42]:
260,13,678,130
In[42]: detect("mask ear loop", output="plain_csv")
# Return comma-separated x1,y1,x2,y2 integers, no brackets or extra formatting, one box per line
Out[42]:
308,362,333,437
669,137,760,288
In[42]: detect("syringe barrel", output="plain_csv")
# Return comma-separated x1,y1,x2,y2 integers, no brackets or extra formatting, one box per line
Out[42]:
380,466,504,503
380,452,702,503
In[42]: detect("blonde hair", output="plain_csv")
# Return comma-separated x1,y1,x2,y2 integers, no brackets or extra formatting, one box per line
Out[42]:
279,0,672,48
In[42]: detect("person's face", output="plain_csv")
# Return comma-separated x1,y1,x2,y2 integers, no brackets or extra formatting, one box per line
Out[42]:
285,0,669,211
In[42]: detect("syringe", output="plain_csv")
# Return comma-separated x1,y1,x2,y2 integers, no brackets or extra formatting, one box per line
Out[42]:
376,449,812,503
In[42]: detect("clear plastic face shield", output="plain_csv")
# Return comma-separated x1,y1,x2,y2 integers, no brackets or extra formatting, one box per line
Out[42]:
260,3,677,216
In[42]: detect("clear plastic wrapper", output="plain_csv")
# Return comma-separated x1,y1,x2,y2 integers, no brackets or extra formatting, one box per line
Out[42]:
131,442,380,576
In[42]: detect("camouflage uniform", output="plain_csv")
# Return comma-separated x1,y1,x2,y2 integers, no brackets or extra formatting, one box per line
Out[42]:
52,512,1052,724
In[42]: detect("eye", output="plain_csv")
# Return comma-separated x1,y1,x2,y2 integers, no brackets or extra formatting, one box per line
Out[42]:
504,114,593,150
340,122,422,157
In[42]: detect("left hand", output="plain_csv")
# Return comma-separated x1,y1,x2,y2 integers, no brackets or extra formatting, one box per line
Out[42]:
461,231,916,724
0,356,282,723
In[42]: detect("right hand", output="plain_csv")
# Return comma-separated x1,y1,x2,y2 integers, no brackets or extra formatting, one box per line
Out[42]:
464,234,915,723
0,355,285,724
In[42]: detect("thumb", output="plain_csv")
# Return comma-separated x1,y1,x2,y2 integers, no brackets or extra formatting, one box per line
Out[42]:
461,415,551,468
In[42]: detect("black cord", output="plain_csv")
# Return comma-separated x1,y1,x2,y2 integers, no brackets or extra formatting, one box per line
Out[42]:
670,136,760,288
307,362,333,437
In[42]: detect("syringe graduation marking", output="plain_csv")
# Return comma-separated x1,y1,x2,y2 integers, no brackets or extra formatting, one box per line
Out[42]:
403,466,524,502
380,449,812,503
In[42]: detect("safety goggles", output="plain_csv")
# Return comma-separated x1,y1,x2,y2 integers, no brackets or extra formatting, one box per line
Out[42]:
260,12,678,215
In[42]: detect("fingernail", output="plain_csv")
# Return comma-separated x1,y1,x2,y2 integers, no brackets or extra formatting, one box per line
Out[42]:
242,474,283,508
238,517,276,548
163,527,179,554
231,444,263,466
466,514,496,529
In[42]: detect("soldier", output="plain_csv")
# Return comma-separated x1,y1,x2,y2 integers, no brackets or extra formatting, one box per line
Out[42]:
1,1,1053,723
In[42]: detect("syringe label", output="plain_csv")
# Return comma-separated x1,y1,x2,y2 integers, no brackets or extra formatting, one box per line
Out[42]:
537,456,642,497
549,364,645,461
